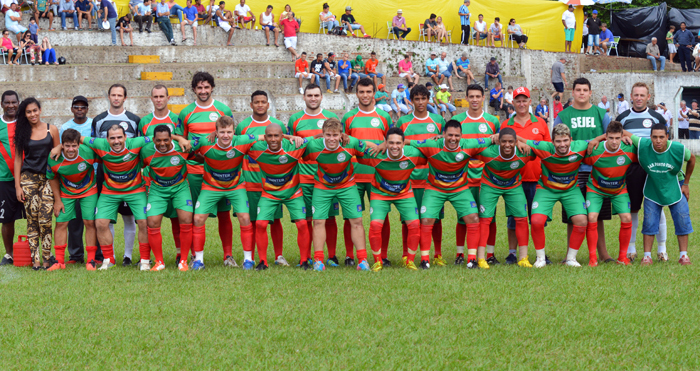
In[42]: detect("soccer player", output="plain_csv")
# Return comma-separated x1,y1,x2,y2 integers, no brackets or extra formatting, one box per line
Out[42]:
248,124,309,271
287,84,341,266
175,72,236,266
614,82,668,262
235,91,288,265
341,77,392,266
80,125,151,270
0,90,24,266
140,125,194,272
357,127,425,271
524,124,589,268
452,83,500,265
411,120,491,269
474,127,533,268
396,84,445,266
47,129,99,270
583,121,636,266
304,118,376,271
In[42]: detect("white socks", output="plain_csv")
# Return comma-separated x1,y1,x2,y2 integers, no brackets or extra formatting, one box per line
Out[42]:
195,250,204,262
122,215,136,259
566,248,578,261
244,251,253,261
657,212,667,254
629,212,638,253
456,246,464,254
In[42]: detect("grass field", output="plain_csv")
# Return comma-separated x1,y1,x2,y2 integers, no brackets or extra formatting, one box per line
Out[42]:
2,183,700,370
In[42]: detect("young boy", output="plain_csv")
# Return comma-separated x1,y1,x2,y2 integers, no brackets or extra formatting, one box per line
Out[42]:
436,84,456,119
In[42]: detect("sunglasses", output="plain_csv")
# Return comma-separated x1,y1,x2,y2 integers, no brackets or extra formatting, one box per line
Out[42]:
72,105,88,109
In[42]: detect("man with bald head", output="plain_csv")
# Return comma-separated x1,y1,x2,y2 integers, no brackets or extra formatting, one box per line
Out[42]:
597,95,610,114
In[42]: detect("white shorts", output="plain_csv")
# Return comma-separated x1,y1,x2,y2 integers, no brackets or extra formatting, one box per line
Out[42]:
7,24,28,34
219,21,231,32
284,36,297,49
295,72,313,79
668,43,677,53
399,72,417,78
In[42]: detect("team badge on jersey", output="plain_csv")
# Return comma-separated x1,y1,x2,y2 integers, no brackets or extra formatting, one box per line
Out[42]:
616,156,625,165
470,201,477,208
478,138,485,144
370,118,381,127
186,200,193,206
369,207,373,215
532,202,539,209
166,124,174,133
532,128,539,134
568,155,577,162
123,154,132,161
317,120,324,128
357,205,362,211
170,157,180,165
510,162,519,169
226,149,236,158
195,201,200,209
257,207,261,214
479,205,485,213
312,206,315,214
427,124,436,133
478,124,488,133
146,203,151,211
119,121,129,131
420,206,427,214
279,155,288,164
455,153,465,161
337,153,346,162
78,163,87,171
209,112,219,121
585,200,591,208
399,161,409,169
643,119,653,128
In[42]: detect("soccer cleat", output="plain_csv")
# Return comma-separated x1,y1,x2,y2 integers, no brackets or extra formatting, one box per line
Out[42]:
533,257,547,268
419,260,430,270
371,261,383,272
122,257,132,266
326,256,339,267
274,256,290,267
617,258,631,265
381,258,392,267
454,254,465,265
344,257,355,267
627,252,638,263
192,260,206,270
224,255,239,268
178,260,189,271
517,257,532,268
313,260,325,271
357,259,371,271
433,255,446,266
0,254,13,266
86,260,97,271
466,259,479,269
47,263,65,271
564,259,581,267
640,256,653,266
405,260,418,270
139,260,151,271
401,256,408,267
300,261,311,270
242,259,255,270
545,255,553,265
150,261,166,271
477,258,490,269
486,256,501,265
255,261,269,271
657,252,669,262
679,255,692,266
175,253,181,263
589,260,598,267
504,253,517,265
98,258,114,271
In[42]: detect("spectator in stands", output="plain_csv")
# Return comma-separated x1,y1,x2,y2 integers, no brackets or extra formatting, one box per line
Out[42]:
425,52,440,85
434,16,448,44
667,25,676,64
616,93,629,115
392,9,410,40
1,0,14,13
167,0,184,26
28,18,38,43
319,3,338,32
561,4,575,53
489,81,504,114
295,52,316,94
536,98,549,122
436,84,455,119
586,10,601,54
5,3,27,43
156,0,175,45
259,5,279,46
117,13,134,46
375,84,392,114
507,104,515,118
1,30,18,65
40,36,57,64
423,13,437,42
452,52,473,85
645,37,665,72
128,0,142,15
488,17,503,47
598,95,610,113
280,11,299,59
323,52,342,94
310,53,327,90
504,85,513,105
437,52,454,91
473,14,487,44
425,82,439,114
34,0,56,31
19,31,41,64
391,84,412,117
599,23,613,55
338,53,357,93
365,51,385,87
484,57,502,89
507,18,528,49
133,0,151,33
674,22,694,72
341,6,369,38
100,0,118,46
182,0,198,45
678,100,690,139
656,102,672,130
563,97,573,109
76,0,93,29
581,13,588,53
59,0,79,30
235,0,254,28
398,53,420,84
351,55,366,79
553,95,563,119
550,56,566,101
459,0,470,45
688,100,700,139
279,4,297,24
194,0,208,21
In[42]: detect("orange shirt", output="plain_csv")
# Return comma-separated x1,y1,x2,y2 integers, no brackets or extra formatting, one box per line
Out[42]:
501,113,551,183
365,58,379,74
295,59,308,74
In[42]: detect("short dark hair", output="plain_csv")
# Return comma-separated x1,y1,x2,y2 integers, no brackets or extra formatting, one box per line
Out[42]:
154,125,172,136
301,51,307,55
304,83,322,95
386,127,405,141
606,121,623,134
499,127,516,140
650,123,667,136
466,84,484,97
429,13,436,19
680,22,686,26
61,128,81,144
107,124,126,136
191,71,216,91
251,90,268,102
407,82,415,89
443,120,461,133
316,53,322,58
322,2,328,9
495,17,500,21
267,4,272,9
108,84,127,97
370,51,376,55
1,90,19,103
152,84,169,96
572,77,591,91
410,84,430,100
356,77,376,93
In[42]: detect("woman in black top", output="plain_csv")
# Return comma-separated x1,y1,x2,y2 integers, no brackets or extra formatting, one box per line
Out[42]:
13,98,60,270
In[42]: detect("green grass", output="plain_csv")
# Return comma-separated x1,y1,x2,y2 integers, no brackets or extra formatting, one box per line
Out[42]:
2,183,699,370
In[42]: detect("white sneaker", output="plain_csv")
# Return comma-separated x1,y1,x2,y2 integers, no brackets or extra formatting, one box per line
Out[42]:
333,89,339,93
223,255,238,268
657,252,668,262
299,87,304,94
98,258,115,270
275,255,290,266
139,260,151,271
565,259,581,267
533,257,547,268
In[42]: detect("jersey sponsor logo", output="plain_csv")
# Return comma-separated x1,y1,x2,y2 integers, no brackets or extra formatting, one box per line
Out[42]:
170,157,180,165
322,170,349,185
317,120,324,128
533,140,540,145
414,207,418,214
470,201,477,208
370,118,381,127
357,205,362,211
337,153,346,162
427,123,436,133
455,153,465,161
279,155,288,164
532,128,539,134
478,123,488,133
488,173,517,187
153,173,184,187
548,174,575,185
89,138,96,144
420,205,427,214
379,179,407,194
417,139,426,144
643,119,653,128
302,206,306,214
435,170,464,183
510,162,519,169
399,161,409,169
123,154,132,162
568,155,578,162
211,169,239,182
78,163,87,171
248,134,256,140
569,117,597,129
265,173,293,187
582,202,587,209
477,138,485,144
532,201,539,209
64,177,91,189
186,200,193,206
597,176,623,190
209,112,219,121
192,137,200,146
616,156,625,165
334,203,339,210
107,168,138,183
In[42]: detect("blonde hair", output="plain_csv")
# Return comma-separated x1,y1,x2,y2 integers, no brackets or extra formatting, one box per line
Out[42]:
552,124,571,138
631,82,650,95
322,117,343,133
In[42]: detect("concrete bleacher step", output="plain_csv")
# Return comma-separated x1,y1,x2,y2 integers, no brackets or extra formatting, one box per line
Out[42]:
128,55,160,64
168,88,185,96
141,72,173,81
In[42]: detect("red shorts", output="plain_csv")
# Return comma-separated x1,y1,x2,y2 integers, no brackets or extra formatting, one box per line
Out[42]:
238,16,252,22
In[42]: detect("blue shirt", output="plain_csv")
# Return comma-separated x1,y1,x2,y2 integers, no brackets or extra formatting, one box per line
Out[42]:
454,57,469,70
490,88,502,103
76,0,90,11
459,4,470,26
29,23,38,34
392,89,407,105
59,0,75,12
156,2,169,16
338,60,351,74
183,5,197,21
425,58,439,74
599,29,613,42
536,104,548,117
100,0,117,18
674,29,694,46
60,118,94,139
137,2,150,15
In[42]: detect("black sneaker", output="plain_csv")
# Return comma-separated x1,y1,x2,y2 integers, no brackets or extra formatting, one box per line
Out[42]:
381,258,392,267
255,261,268,271
47,256,58,265
328,256,339,266
344,257,355,267
87,260,97,270
300,261,311,270
0,255,13,266
122,257,132,267
32,266,44,271
486,256,501,265
419,260,430,270
545,255,553,265
466,259,479,269
454,254,465,265
505,253,517,264
175,253,181,263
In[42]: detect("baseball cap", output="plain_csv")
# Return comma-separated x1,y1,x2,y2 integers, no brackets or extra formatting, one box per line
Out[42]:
397,84,405,89
425,82,433,87
592,10,598,14
430,52,437,56
490,57,496,61
693,99,698,104
658,102,665,106
618,94,624,98
345,6,352,11
72,95,89,106
514,86,530,98
397,9,402,13
378,84,385,90
439,84,448,90
328,52,334,57
568,4,574,8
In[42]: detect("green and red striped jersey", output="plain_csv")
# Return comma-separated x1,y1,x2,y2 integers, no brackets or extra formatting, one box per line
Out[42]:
356,146,427,200
288,109,339,184
192,135,259,191
83,136,150,194
583,142,637,195
247,139,308,200
341,108,392,183
474,145,535,190
302,136,370,190
140,141,191,188
410,138,492,192
527,139,588,192
139,111,179,138
453,111,500,188
235,115,288,192
397,113,445,188
0,118,16,181
175,100,233,175
46,145,98,198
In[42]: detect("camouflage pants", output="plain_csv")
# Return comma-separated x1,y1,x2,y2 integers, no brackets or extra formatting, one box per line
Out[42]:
20,172,53,265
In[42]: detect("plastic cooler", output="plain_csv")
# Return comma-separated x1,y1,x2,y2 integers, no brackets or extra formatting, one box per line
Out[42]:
12,236,31,267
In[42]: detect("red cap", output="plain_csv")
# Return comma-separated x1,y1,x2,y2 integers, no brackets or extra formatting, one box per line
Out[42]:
514,86,530,98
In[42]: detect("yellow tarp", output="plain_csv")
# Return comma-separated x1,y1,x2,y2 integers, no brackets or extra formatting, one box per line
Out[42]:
114,0,582,52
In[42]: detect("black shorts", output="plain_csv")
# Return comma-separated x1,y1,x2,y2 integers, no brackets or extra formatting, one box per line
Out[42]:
0,180,25,223
38,10,52,18
552,82,564,93
561,171,611,222
625,162,646,212
96,168,134,216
